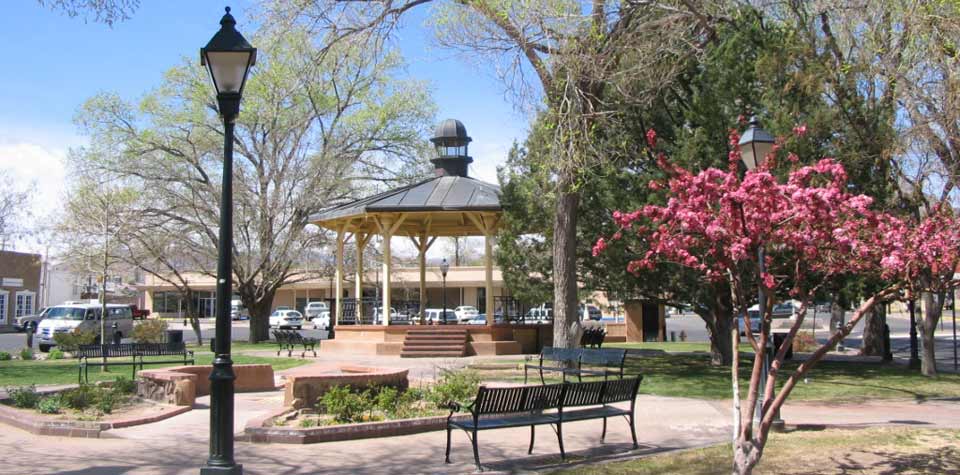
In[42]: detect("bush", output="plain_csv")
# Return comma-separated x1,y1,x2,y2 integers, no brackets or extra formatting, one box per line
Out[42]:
299,417,318,428
47,349,64,360
374,386,400,416
132,319,168,343
53,329,98,351
319,385,374,423
19,348,33,361
428,369,480,410
112,376,137,395
6,385,40,409
37,396,62,414
97,390,118,414
793,332,818,352
62,384,97,411
0,352,10,361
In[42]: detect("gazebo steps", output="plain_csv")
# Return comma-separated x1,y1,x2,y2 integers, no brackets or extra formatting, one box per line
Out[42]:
400,328,468,357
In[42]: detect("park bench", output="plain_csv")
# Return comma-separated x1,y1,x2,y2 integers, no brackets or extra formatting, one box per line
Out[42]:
523,347,627,384
272,330,319,358
76,342,194,383
580,327,607,348
445,377,642,471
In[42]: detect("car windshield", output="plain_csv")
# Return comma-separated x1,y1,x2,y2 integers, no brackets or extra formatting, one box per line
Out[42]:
45,307,87,320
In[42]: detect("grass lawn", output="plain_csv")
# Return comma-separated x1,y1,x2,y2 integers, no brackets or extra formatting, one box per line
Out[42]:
555,426,960,474
0,354,311,387
476,352,960,402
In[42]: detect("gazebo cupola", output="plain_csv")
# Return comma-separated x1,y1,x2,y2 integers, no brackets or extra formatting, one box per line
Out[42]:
430,118,473,177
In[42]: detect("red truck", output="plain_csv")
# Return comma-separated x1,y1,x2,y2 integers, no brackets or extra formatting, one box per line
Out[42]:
129,304,152,320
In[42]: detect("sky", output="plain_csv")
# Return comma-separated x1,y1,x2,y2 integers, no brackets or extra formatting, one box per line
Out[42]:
0,1,532,255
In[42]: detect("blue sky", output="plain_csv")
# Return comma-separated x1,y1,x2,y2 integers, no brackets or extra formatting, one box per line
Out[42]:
0,1,531,252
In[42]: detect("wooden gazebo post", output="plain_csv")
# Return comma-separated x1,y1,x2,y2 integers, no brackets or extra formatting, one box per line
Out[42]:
334,224,346,327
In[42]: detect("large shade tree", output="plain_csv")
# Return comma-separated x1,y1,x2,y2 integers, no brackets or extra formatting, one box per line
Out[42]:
71,25,434,341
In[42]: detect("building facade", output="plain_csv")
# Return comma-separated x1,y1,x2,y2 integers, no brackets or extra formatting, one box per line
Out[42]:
0,251,42,332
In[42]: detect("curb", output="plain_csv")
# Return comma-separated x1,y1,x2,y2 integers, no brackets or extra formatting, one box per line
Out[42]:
241,411,473,444
0,400,192,437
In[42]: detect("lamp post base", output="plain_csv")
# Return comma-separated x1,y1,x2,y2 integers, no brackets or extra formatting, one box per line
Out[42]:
201,464,243,475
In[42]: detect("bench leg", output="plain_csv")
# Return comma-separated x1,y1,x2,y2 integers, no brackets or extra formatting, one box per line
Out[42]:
472,429,482,472
539,367,545,385
523,366,528,384
601,417,607,442
78,364,83,385
555,423,565,460
528,425,536,454
445,427,452,463
629,414,638,449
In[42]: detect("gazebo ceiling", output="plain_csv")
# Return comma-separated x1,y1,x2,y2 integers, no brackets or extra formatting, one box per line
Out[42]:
310,174,502,236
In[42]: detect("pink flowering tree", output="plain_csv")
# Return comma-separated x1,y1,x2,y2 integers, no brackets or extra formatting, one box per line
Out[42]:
594,128,960,474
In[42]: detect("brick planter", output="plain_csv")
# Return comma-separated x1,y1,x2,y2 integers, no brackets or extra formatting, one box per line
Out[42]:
0,400,191,438
282,365,408,409
139,364,276,406
241,407,471,444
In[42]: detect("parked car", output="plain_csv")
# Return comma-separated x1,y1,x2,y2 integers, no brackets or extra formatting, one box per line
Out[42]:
15,307,48,333
454,306,479,322
524,305,552,323
580,304,602,321
373,307,400,324
738,310,762,336
230,300,249,321
303,301,329,321
269,309,304,329
467,314,505,325
424,308,457,324
36,303,134,352
312,312,330,330
772,300,803,319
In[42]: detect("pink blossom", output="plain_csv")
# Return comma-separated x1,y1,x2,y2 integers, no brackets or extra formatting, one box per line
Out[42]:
592,237,607,257
793,123,807,137
646,129,657,148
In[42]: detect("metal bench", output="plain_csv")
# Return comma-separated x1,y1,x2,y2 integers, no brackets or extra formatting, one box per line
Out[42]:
76,342,194,383
580,327,607,348
524,347,627,384
445,377,642,471
273,329,318,357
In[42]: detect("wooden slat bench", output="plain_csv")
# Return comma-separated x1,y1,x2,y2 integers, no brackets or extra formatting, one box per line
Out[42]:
445,377,643,471
524,347,628,384
76,342,194,383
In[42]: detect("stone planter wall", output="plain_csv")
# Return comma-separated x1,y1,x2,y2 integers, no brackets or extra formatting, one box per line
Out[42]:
138,364,276,406
282,365,409,409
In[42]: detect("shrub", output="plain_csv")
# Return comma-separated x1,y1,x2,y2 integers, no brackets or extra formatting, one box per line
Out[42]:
62,384,97,411
37,396,62,414
6,385,40,409
319,385,374,423
47,349,64,360
793,332,818,352
132,319,168,343
97,390,118,414
53,329,98,351
299,417,317,428
112,376,137,395
19,348,33,361
429,369,480,410
0,351,10,361
374,386,400,416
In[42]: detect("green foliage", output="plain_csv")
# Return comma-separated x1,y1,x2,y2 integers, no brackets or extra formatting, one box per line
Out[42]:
6,385,40,409
47,349,64,360
318,385,374,424
19,348,33,361
112,376,137,395
299,417,318,428
53,329,98,351
62,384,97,411
132,319,168,343
96,389,118,414
37,396,62,415
428,369,480,410
0,352,10,361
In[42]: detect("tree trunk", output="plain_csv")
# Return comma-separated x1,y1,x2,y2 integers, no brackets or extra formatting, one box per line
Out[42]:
183,288,202,346
552,188,580,349
860,304,886,356
920,292,943,376
246,292,274,343
733,437,762,475
701,287,734,366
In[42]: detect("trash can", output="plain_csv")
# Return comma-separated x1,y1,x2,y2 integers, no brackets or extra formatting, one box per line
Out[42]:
166,329,184,344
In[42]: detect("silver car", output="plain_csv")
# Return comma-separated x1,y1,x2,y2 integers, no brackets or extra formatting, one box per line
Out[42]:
15,307,47,333
36,303,134,352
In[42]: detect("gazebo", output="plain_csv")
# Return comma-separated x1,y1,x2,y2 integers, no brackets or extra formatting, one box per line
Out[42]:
310,119,530,356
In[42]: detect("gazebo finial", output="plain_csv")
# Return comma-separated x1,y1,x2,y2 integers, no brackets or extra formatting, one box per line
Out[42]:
430,118,474,177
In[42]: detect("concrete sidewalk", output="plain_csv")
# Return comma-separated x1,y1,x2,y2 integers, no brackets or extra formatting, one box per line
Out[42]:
5,386,960,475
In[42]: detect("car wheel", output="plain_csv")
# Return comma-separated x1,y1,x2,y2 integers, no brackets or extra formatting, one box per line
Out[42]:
39,344,51,353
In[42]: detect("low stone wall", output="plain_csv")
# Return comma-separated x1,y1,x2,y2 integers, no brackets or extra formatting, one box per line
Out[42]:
139,364,276,406
0,399,191,438
283,365,409,409
242,408,472,444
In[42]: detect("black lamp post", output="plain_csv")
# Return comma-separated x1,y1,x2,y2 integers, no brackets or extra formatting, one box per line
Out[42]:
737,116,783,430
908,297,920,368
440,258,450,325
200,7,255,475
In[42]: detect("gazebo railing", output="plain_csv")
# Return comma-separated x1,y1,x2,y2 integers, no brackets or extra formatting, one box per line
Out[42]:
336,298,421,325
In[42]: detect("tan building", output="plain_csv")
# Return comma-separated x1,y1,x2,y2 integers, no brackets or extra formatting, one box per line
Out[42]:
140,265,512,319
0,251,42,332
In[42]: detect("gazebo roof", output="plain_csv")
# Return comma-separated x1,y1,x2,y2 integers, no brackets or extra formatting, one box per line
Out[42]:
310,174,501,235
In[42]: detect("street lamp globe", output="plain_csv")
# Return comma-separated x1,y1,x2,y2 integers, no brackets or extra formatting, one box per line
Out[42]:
201,7,256,111
737,116,775,171
440,258,450,278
